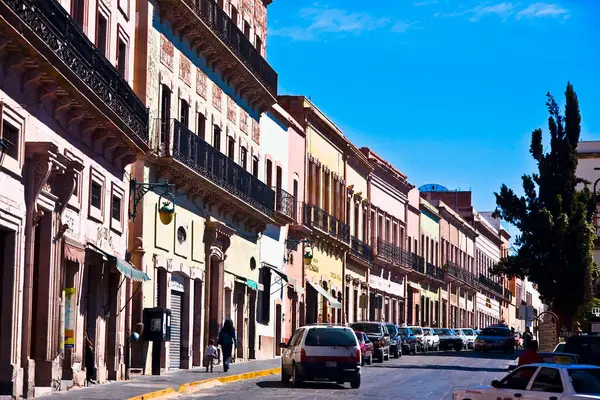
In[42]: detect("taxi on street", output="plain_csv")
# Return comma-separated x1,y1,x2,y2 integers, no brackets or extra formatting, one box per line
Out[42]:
453,363,600,399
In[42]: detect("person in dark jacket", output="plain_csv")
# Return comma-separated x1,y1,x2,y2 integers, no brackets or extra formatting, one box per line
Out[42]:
218,319,238,372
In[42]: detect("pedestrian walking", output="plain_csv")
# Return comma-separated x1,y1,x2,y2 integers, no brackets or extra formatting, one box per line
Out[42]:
523,326,533,349
218,319,238,373
204,339,218,373
518,339,543,367
85,331,96,384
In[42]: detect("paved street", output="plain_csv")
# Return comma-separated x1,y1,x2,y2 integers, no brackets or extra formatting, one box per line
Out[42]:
180,350,517,400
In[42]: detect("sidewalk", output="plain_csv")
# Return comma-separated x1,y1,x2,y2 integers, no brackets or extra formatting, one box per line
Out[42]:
42,358,280,400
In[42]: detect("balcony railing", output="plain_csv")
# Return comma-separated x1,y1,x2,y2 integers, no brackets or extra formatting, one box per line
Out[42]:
181,0,277,95
426,262,445,281
168,119,274,216
376,238,395,261
479,274,503,296
445,261,477,287
303,204,349,242
351,236,373,262
6,0,149,143
275,187,295,220
411,254,426,274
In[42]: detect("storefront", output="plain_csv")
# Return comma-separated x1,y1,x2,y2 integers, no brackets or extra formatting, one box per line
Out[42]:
370,268,405,324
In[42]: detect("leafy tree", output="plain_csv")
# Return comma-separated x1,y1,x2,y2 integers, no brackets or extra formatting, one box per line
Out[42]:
492,83,598,330
575,298,600,329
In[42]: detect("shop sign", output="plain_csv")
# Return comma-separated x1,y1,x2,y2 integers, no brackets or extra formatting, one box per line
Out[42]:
307,263,319,273
170,274,185,292
330,272,342,281
64,288,76,349
64,209,80,237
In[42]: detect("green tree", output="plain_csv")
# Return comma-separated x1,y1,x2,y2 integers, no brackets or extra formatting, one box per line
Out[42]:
492,82,598,331
575,298,600,329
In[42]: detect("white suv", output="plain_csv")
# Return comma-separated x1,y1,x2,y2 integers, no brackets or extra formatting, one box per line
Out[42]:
409,326,427,353
423,327,440,351
281,325,362,389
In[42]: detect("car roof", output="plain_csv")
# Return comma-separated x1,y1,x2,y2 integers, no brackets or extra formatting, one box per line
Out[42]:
523,363,600,369
300,325,353,330
352,321,382,325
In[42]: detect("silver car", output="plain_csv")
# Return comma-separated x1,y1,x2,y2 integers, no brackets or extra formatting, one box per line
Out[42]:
459,328,477,349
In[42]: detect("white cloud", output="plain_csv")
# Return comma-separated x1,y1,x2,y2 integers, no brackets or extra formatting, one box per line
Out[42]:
271,5,414,41
516,2,569,19
435,1,569,22
413,0,438,6
391,20,416,32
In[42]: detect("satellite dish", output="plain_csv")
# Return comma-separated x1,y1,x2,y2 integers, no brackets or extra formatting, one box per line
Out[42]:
418,183,449,192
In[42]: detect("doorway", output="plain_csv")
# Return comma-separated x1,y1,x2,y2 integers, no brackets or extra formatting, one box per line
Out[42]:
0,228,16,394
235,283,245,360
248,291,256,359
275,304,282,356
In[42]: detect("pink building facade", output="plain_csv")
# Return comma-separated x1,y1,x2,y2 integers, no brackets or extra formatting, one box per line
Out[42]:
0,0,149,396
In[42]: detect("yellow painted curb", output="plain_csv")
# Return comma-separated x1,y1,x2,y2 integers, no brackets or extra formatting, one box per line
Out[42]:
126,387,176,400
178,367,281,393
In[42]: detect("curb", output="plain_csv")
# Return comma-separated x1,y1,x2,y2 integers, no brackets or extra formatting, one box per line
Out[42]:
127,387,176,400
178,367,281,394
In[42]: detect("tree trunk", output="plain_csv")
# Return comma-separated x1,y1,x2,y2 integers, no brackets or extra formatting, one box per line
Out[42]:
554,306,574,333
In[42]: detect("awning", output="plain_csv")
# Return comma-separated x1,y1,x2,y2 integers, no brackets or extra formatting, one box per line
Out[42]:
408,281,422,291
234,277,259,291
64,236,85,264
86,243,150,282
263,264,288,282
307,280,341,309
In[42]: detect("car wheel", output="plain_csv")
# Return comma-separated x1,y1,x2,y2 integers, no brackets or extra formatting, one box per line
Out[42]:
394,348,400,358
422,343,428,353
378,351,384,363
350,374,361,389
385,348,390,361
291,363,302,388
281,363,290,383
454,343,463,352
474,349,480,353
361,355,364,367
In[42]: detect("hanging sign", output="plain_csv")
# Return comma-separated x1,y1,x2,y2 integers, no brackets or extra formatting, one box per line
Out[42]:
537,311,559,352
64,288,76,349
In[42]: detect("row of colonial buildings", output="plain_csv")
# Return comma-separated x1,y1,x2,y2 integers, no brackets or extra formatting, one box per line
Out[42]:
0,0,542,397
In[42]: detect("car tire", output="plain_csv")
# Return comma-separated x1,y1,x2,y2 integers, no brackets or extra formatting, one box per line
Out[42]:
474,349,480,353
394,348,400,358
454,344,463,352
291,363,302,388
361,355,364,367
384,348,390,361
378,351,384,363
422,343,428,353
281,363,290,383
350,374,361,389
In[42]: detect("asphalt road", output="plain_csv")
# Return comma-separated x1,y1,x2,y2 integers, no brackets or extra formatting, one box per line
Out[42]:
180,350,518,400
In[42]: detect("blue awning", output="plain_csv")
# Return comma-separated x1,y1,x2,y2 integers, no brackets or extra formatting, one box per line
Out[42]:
87,243,150,282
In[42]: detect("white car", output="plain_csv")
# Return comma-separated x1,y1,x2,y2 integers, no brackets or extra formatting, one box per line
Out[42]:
453,363,600,399
281,325,362,389
423,327,440,351
409,326,427,352
459,328,477,349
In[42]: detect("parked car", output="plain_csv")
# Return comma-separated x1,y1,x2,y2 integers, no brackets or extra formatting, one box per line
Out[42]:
354,331,374,366
474,325,515,353
563,335,600,366
398,326,418,354
454,363,600,399
437,328,464,351
459,328,477,349
423,327,440,351
350,322,391,362
385,323,402,358
554,341,566,353
508,352,582,371
409,326,427,353
280,325,361,388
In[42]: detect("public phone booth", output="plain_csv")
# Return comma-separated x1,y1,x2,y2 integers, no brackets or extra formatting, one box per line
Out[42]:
143,307,172,374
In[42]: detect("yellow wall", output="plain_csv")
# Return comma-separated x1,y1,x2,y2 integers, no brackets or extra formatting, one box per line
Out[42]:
226,235,260,282
306,247,344,289
420,211,440,239
307,126,344,176
346,165,368,195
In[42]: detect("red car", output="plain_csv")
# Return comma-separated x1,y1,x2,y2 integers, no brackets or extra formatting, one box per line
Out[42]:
354,331,374,366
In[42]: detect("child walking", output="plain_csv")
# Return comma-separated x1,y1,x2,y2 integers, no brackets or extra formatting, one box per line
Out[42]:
204,339,218,372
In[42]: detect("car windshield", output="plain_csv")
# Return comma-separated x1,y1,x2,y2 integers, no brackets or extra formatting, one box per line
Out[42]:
398,328,411,336
305,328,357,347
386,324,398,334
437,329,452,335
354,332,364,342
462,329,474,335
568,368,600,394
351,323,382,335
423,328,430,335
411,327,423,335
480,327,510,337
564,339,600,365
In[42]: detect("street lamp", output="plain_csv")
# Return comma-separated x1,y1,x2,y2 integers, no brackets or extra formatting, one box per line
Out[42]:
129,178,176,225
284,238,313,264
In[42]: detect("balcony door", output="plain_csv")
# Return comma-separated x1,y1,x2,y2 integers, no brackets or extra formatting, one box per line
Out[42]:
160,85,171,145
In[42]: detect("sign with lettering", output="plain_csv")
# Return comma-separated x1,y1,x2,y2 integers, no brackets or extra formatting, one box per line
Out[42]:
330,272,342,281
64,288,76,349
537,311,559,352
307,264,319,273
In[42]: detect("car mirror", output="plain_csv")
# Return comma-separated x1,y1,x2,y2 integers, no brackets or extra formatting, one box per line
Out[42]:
280,342,288,349
491,380,501,388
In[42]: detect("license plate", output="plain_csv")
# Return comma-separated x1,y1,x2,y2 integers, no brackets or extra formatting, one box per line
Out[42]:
325,361,337,367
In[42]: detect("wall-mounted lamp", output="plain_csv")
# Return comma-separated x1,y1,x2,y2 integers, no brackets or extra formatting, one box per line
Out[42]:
284,238,313,264
129,178,176,225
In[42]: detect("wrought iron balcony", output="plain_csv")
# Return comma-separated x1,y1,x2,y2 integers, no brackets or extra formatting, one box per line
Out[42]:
426,262,445,281
161,119,274,217
155,0,278,108
303,204,349,243
274,187,295,224
411,254,426,274
376,238,395,262
4,0,149,146
445,261,477,288
351,236,373,262
479,274,503,296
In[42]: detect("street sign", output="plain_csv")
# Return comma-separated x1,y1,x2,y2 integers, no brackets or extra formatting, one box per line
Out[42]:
536,311,559,352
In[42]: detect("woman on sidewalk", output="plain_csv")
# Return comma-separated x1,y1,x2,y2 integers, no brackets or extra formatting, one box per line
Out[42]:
218,319,238,373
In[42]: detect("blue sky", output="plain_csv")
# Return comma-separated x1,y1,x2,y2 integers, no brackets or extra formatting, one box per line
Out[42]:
265,0,600,221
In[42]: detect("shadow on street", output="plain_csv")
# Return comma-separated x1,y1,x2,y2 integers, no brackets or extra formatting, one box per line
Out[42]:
256,381,347,390
369,363,508,373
